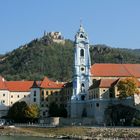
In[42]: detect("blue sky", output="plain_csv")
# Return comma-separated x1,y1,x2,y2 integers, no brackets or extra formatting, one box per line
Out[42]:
0,0,140,54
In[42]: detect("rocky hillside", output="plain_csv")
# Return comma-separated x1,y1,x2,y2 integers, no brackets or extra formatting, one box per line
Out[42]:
0,34,140,81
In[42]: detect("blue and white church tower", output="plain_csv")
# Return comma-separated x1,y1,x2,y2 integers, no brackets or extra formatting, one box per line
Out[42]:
71,25,91,117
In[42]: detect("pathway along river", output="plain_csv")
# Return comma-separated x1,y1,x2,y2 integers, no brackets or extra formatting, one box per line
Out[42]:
0,136,57,140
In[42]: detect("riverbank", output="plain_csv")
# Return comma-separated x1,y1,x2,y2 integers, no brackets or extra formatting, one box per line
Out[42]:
0,126,140,139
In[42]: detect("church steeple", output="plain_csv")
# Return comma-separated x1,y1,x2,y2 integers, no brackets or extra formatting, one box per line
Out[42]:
75,24,89,44
71,25,91,101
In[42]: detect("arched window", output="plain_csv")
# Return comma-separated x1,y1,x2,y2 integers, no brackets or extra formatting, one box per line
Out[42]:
81,83,85,92
80,49,84,57
80,34,84,38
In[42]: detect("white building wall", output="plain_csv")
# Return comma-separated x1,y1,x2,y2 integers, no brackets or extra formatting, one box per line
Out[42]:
9,91,30,106
0,90,10,117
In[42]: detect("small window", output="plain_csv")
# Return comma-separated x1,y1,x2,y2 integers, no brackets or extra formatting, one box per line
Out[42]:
34,91,36,96
11,95,13,98
24,95,26,98
46,91,48,95
96,103,99,107
46,97,48,101
17,95,19,98
43,112,46,116
41,104,44,107
11,102,13,104
3,94,5,97
3,100,5,103
41,91,44,96
34,98,36,102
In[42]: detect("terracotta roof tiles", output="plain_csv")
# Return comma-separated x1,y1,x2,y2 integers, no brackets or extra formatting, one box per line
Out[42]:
91,64,140,77
5,81,34,92
40,77,64,89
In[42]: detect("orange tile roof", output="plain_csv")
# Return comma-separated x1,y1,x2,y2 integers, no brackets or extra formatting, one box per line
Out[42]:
89,79,118,89
5,81,34,92
99,79,119,88
91,64,140,77
40,77,64,89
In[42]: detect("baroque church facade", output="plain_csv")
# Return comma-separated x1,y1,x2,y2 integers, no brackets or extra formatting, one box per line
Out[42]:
70,25,140,124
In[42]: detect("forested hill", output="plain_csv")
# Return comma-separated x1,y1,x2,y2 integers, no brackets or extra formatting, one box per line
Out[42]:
0,34,140,81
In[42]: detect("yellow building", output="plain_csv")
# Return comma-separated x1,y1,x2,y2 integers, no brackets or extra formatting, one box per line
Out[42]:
39,77,64,117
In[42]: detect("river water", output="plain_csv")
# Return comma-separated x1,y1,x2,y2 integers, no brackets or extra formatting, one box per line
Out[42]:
0,136,56,140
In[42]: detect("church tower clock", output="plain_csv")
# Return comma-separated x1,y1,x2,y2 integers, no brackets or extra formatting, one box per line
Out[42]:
71,24,91,101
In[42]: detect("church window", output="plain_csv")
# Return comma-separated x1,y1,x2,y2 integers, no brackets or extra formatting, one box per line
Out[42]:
81,83,85,92
80,49,84,57
80,34,84,38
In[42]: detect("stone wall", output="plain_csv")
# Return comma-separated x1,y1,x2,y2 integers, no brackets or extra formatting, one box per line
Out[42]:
69,98,136,125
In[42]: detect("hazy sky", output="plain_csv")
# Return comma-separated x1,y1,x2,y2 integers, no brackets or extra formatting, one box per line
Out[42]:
0,0,140,54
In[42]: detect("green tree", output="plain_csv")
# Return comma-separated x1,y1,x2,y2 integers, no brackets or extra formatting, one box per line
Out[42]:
59,106,67,117
104,104,140,126
117,77,139,99
49,102,67,117
49,102,59,117
25,104,40,122
7,101,28,123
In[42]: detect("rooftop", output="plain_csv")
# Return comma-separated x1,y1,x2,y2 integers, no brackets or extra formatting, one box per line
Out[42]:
91,64,140,78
